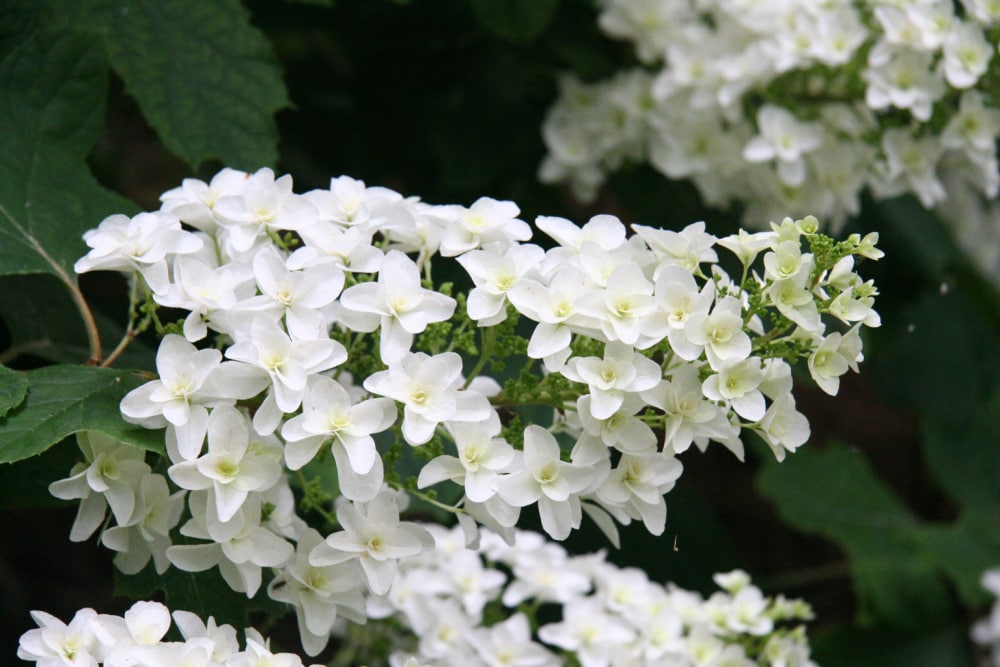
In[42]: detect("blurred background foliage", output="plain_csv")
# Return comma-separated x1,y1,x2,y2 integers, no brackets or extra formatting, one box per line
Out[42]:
1,0,999,665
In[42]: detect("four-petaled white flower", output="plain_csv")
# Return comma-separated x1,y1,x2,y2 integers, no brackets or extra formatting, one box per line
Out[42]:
497,425,595,540
309,491,434,595
364,351,493,446
281,375,396,501
225,316,347,434
338,250,456,363
168,406,283,522
417,422,517,502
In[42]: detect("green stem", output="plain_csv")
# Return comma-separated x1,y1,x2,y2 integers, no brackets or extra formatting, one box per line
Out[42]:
101,277,143,368
462,325,497,389
394,480,465,516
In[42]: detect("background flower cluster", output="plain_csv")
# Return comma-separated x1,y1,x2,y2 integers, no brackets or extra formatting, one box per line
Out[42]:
540,0,1000,284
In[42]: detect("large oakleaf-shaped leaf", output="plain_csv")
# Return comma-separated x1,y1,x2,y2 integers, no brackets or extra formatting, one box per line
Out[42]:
51,0,289,170
0,365,163,464
0,30,135,280
757,444,954,628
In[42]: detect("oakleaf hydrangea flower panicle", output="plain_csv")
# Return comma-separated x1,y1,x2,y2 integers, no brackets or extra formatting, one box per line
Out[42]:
64,167,881,655
17,533,819,665
539,0,1000,284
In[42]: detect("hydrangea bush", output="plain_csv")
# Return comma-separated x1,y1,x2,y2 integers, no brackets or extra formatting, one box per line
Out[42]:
16,167,882,664
540,0,1000,282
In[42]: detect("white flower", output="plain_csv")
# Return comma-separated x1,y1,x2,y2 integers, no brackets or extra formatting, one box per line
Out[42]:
743,105,824,186
243,246,344,339
470,613,560,667
168,494,293,597
159,167,249,233
213,167,318,252
538,598,635,667
281,375,396,501
74,211,202,294
496,425,595,540
309,491,434,595
101,472,185,574
224,316,347,434
941,20,992,88
168,406,284,522
642,366,739,457
596,452,682,535
865,47,944,121
807,332,852,396
632,221,718,273
439,196,532,256
563,341,662,420
289,221,384,273
684,296,752,370
457,244,544,325
577,394,657,455
757,393,809,462
364,351,493,446
154,256,256,342
18,608,103,667
702,357,766,422
49,432,150,541
417,422,516,502
268,529,366,656
877,128,946,207
120,334,268,460
338,250,456,363
507,265,592,366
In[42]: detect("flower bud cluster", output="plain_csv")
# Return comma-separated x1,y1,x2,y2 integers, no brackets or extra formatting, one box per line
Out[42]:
65,168,880,647
539,0,1000,275
16,600,324,667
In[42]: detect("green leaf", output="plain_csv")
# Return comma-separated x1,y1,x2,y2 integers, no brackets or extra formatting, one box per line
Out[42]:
915,511,1000,607
872,286,995,424
468,0,560,42
0,365,163,464
922,390,1000,509
0,29,135,280
812,620,973,666
756,444,954,628
0,364,28,418
50,0,289,170
874,197,959,281
114,563,288,630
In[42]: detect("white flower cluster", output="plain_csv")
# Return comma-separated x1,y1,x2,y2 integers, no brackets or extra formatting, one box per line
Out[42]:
540,0,1000,274
17,527,817,667
333,524,817,667
64,167,879,654
973,567,1000,665
17,600,323,667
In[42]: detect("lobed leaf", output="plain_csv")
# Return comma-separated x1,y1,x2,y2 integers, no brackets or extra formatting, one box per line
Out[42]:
756,444,954,628
0,29,135,281
49,0,289,170
0,365,163,464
